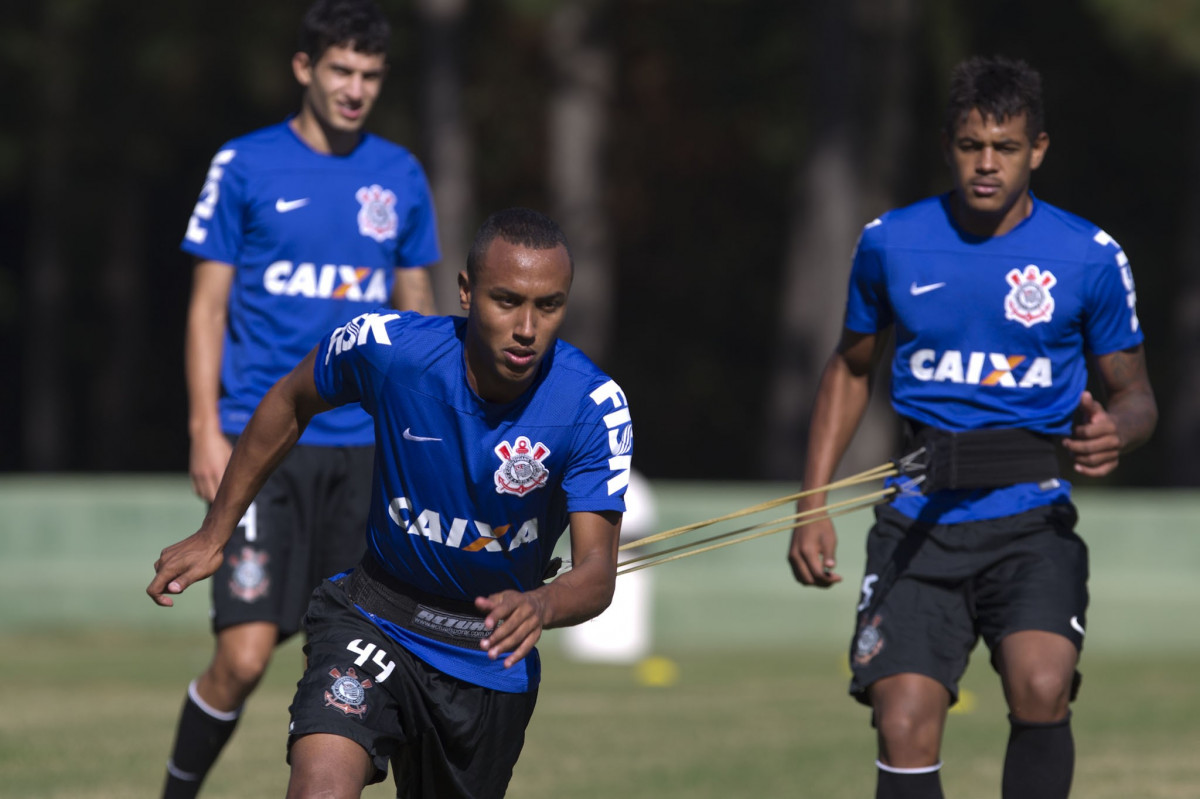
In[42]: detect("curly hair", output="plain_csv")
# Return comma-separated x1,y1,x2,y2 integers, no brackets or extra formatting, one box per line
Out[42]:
945,56,1044,140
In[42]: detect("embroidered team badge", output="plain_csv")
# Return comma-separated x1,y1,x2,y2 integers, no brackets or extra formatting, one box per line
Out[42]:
1004,264,1057,327
853,614,885,666
324,667,373,717
494,436,551,496
355,184,399,242
227,546,269,602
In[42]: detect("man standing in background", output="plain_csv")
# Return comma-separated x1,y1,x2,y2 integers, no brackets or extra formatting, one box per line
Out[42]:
162,1,440,795
788,56,1156,799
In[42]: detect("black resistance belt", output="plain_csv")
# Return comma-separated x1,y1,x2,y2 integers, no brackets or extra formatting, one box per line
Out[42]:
903,423,1060,493
345,555,492,650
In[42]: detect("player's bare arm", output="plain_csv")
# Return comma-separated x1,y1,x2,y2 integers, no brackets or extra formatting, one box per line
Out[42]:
789,328,884,588
391,265,436,315
1062,345,1157,478
149,348,334,606
185,259,236,501
476,509,621,669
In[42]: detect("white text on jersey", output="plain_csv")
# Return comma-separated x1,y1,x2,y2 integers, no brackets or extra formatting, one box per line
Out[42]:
910,349,1053,388
1095,230,1141,334
264,261,389,302
387,497,539,553
589,380,632,495
185,149,237,245
325,312,401,364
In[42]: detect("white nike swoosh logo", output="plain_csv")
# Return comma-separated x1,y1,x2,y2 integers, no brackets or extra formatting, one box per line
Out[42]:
910,281,946,296
403,427,442,443
1070,616,1086,636
275,197,310,213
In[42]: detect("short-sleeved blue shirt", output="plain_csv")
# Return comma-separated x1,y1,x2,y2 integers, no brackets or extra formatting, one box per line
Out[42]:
181,120,441,445
846,194,1143,522
314,311,633,691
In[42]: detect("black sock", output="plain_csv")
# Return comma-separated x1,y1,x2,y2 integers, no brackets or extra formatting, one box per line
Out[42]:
1002,713,1074,799
161,681,241,799
876,761,944,799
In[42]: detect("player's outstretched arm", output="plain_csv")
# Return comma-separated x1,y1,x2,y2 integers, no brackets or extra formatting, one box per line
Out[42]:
1062,344,1157,478
475,510,621,669
148,348,334,607
788,329,884,588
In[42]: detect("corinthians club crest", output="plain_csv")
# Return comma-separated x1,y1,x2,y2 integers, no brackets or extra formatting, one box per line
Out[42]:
494,436,551,496
324,667,373,717
355,184,399,242
1004,264,1057,327
853,614,885,666
227,546,269,603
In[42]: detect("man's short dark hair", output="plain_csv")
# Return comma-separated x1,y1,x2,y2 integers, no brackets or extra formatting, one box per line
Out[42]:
298,0,391,63
466,208,574,283
944,56,1045,140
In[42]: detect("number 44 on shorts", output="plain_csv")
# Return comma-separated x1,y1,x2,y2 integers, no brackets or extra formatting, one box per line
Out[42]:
346,638,396,683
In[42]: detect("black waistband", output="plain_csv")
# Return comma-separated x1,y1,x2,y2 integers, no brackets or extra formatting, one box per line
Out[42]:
903,423,1060,493
344,555,490,650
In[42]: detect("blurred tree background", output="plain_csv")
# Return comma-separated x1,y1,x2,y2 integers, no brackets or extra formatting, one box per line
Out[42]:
0,0,1194,484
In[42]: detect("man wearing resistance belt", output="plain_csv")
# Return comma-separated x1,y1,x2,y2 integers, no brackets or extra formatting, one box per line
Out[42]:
787,56,1156,799
150,208,632,798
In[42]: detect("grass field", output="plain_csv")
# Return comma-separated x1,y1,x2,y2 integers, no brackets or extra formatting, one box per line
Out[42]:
2,476,1199,797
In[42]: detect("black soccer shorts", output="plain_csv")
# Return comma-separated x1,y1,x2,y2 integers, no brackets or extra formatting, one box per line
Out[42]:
288,575,539,799
209,441,372,639
848,502,1088,706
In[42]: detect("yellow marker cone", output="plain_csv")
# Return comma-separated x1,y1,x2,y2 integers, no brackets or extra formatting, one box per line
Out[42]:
635,655,680,687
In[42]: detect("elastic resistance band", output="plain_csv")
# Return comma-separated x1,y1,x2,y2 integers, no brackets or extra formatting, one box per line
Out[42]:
619,461,898,553
614,485,895,576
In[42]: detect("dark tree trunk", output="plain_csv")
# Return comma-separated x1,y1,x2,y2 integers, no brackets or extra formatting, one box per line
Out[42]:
761,0,916,480
546,0,615,366
1165,77,1200,485
24,2,77,470
417,0,474,314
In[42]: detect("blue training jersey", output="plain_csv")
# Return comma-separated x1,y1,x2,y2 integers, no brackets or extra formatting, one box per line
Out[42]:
845,193,1143,523
314,311,633,691
181,119,441,446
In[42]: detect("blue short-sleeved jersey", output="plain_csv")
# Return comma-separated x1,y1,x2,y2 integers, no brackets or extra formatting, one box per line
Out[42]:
845,194,1143,522
181,120,441,446
314,311,633,691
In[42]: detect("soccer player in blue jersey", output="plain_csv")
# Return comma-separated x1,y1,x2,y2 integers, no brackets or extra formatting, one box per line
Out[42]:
150,207,631,799
787,56,1157,799
160,1,441,796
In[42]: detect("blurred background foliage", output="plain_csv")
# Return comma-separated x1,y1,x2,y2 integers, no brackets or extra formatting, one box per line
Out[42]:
1,0,1197,484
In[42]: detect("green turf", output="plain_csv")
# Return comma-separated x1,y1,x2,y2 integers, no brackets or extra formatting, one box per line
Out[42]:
1,630,1198,798
1,476,1199,796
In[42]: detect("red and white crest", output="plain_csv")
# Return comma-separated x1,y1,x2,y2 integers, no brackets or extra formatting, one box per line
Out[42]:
355,184,399,242
324,667,373,717
228,546,269,602
1004,264,1057,327
494,436,551,496
853,615,885,666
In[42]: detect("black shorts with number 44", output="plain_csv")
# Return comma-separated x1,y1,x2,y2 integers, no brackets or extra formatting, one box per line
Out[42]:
848,502,1088,706
288,574,538,799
